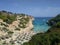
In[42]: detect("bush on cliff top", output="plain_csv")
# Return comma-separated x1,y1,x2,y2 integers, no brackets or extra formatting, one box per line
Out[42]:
0,11,29,24
0,11,16,24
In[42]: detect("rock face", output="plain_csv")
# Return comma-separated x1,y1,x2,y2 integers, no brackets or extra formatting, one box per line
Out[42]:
0,12,35,45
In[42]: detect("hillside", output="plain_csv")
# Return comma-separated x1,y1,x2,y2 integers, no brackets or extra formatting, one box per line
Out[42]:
23,14,60,45
0,10,35,45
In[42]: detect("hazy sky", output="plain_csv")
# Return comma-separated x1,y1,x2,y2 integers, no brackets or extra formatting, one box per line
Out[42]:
0,0,60,17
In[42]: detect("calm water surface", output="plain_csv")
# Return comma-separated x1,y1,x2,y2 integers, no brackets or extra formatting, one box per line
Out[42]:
33,17,52,33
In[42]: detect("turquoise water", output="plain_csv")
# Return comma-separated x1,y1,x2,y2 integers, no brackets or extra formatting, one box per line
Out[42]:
33,17,52,33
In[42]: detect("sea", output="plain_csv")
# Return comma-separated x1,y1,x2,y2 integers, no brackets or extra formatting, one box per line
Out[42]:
33,17,52,33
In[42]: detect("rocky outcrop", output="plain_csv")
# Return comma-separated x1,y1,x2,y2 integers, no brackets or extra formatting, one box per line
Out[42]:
0,15,35,45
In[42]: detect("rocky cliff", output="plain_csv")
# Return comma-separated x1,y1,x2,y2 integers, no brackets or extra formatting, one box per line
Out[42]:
0,11,35,45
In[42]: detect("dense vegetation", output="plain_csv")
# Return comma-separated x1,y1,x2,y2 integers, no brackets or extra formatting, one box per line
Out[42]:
47,14,60,28
23,14,60,45
0,10,29,25
0,10,16,24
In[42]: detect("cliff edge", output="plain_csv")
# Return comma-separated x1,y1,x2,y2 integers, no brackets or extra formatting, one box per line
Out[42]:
0,11,35,45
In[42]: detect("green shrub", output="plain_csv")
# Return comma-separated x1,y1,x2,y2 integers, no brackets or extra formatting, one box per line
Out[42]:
8,31,13,34
0,15,7,21
56,22,60,28
15,28,20,31
4,15,16,24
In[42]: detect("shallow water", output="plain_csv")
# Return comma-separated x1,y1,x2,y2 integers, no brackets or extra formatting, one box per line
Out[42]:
33,17,52,33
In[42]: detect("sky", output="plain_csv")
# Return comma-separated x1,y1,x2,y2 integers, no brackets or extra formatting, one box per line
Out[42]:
0,0,60,17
